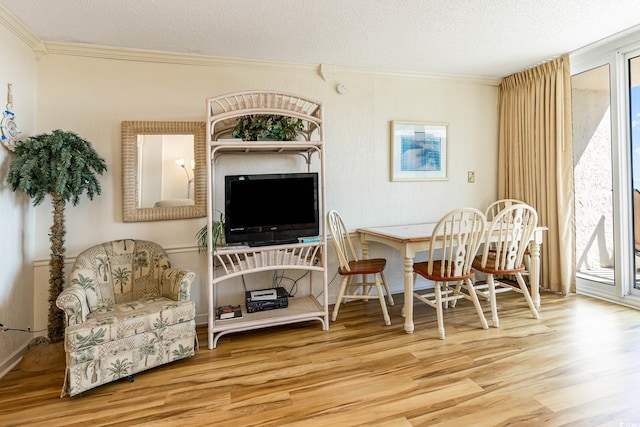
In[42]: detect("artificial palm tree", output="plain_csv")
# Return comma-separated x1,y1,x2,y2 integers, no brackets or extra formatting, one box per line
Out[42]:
6,130,107,343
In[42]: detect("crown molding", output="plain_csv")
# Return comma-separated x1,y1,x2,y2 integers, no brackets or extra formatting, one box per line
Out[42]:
42,41,319,72
334,64,502,86
0,5,500,88
43,41,501,86
0,4,46,55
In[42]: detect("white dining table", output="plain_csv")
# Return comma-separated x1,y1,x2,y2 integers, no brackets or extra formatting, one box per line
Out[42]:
357,222,547,334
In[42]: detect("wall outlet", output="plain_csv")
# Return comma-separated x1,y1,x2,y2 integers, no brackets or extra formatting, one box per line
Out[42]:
467,171,475,183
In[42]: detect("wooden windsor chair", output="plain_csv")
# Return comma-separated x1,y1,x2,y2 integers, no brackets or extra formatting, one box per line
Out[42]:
412,207,488,339
472,203,540,327
327,210,394,325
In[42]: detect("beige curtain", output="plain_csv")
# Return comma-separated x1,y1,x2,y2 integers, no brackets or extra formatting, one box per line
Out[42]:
497,55,575,295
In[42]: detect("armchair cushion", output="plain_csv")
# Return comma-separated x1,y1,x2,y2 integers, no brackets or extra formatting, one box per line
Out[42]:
56,239,197,397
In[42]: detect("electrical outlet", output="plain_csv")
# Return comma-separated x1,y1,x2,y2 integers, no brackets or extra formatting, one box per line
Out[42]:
467,171,475,183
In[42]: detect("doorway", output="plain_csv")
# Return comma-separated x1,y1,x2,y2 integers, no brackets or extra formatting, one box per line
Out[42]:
572,64,616,287
572,52,640,303
628,53,640,296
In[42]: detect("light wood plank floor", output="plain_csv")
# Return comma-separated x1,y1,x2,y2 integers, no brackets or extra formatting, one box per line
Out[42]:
1,291,640,426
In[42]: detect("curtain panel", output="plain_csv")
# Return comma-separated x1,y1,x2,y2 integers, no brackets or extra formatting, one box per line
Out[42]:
497,55,575,295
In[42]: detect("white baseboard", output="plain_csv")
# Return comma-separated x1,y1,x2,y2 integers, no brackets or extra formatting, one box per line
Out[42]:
195,313,208,326
0,341,28,380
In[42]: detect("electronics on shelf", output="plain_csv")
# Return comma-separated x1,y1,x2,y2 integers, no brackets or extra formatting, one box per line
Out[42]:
216,305,242,320
245,287,289,313
224,172,319,247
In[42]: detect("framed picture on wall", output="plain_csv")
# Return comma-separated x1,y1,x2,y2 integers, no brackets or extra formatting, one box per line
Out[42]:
390,121,448,181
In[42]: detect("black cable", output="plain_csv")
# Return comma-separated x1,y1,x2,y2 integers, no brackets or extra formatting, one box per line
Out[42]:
241,275,248,293
1,327,46,333
315,270,340,298
272,269,310,297
272,270,290,294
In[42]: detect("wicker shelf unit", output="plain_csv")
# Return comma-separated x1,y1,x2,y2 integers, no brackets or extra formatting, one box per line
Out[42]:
205,91,328,349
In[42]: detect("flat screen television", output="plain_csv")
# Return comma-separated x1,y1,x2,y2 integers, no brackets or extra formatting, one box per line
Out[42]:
224,172,319,246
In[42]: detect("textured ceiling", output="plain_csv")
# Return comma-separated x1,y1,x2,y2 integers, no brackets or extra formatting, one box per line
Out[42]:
1,0,640,79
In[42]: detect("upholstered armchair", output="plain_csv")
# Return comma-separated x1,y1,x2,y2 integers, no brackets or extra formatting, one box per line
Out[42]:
56,239,198,397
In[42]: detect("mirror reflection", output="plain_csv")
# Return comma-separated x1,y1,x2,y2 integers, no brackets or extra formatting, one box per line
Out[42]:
122,121,206,222
138,134,195,208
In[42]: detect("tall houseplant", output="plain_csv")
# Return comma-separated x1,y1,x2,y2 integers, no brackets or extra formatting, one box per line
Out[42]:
6,130,107,343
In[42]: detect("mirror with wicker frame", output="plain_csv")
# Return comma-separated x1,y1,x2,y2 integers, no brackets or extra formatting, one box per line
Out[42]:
122,121,207,222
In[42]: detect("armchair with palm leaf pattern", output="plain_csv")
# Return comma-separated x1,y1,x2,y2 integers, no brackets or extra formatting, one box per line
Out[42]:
56,239,198,397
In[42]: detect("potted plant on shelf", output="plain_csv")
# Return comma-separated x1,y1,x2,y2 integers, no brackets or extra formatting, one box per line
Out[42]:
196,210,225,254
6,130,107,346
232,114,304,141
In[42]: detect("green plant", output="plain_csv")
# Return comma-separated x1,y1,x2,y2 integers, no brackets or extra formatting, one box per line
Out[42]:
6,130,107,343
232,114,304,141
196,211,225,253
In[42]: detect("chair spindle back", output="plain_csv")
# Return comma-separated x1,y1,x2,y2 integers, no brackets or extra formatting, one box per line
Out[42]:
485,198,527,221
480,204,538,271
427,208,486,278
327,210,359,272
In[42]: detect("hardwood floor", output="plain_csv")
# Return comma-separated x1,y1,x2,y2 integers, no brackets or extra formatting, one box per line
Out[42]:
1,291,640,426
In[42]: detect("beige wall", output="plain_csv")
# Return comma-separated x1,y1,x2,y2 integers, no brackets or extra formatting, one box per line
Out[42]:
33,49,499,256
29,49,499,328
1,12,500,371
0,16,38,374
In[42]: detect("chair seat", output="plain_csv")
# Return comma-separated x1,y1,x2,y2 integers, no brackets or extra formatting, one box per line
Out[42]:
472,256,525,275
339,258,386,275
413,260,475,282
66,297,196,349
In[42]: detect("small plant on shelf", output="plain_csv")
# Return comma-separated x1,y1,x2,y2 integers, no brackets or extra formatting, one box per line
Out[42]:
196,211,225,253
232,114,304,141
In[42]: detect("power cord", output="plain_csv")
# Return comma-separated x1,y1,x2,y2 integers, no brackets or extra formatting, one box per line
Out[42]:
0,323,46,333
241,275,248,293
272,269,311,297
314,270,339,299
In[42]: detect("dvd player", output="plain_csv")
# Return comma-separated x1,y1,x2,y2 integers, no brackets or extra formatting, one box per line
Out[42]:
245,286,289,313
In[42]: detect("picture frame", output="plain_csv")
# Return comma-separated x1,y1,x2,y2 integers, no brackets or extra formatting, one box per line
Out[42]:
390,121,448,181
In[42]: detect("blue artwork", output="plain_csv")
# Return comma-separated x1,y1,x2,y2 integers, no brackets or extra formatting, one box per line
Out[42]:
400,131,441,171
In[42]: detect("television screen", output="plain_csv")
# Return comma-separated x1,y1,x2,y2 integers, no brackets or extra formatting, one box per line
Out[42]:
224,173,319,246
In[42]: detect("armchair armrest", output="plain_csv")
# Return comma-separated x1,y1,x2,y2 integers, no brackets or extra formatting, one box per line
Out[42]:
161,268,196,301
56,286,90,326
